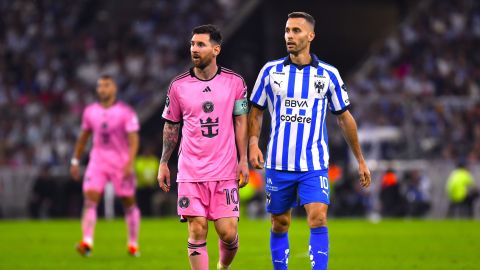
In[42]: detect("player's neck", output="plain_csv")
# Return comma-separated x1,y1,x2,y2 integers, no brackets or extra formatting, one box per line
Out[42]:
100,98,116,108
193,63,218,81
289,51,312,66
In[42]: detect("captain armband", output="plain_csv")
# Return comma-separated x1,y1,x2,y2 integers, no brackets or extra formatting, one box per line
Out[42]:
233,98,249,115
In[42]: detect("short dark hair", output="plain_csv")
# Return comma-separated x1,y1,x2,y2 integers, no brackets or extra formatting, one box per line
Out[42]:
288,12,315,29
192,24,222,45
99,74,114,81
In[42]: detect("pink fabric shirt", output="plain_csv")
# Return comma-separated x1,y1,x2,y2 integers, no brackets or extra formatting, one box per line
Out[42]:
162,67,247,182
82,101,140,171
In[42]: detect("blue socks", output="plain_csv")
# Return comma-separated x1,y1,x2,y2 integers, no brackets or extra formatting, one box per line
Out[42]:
270,231,290,270
309,227,329,270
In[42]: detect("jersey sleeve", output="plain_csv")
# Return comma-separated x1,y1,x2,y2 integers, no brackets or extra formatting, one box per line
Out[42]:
235,76,247,100
162,82,182,123
326,68,350,114
81,107,92,131
249,63,271,110
125,107,140,132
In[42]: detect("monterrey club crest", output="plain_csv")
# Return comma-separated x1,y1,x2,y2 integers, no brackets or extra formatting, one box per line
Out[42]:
178,196,190,209
314,80,325,94
202,101,214,113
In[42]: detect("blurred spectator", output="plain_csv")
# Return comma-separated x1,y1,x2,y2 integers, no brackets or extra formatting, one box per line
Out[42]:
446,159,479,218
404,169,431,217
379,168,407,217
134,146,159,216
239,168,265,219
29,165,56,218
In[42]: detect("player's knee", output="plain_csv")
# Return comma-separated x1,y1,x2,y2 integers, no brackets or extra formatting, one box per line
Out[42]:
188,220,208,239
121,196,136,208
218,227,238,243
271,214,291,233
84,191,101,206
307,211,327,228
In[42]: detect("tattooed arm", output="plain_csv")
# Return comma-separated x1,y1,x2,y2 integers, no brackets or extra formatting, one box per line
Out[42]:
157,122,180,192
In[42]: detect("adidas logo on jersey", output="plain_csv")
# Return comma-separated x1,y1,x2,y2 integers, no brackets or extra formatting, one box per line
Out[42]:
202,86,212,92
232,205,239,212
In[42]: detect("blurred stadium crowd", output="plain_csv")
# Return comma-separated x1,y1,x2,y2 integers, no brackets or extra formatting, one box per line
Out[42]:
0,0,239,167
349,0,480,160
0,0,479,219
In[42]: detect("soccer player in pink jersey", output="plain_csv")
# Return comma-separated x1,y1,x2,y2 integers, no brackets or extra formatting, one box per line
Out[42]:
157,25,249,270
70,75,141,257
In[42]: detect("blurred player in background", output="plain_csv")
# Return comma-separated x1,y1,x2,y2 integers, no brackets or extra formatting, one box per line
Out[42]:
248,12,371,270
157,25,249,270
70,75,141,257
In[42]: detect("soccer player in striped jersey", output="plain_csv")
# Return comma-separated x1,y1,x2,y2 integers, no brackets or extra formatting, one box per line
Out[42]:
157,25,249,270
248,12,371,270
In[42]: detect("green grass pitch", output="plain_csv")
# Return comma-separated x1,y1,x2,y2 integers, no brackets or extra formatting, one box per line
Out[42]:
0,218,478,269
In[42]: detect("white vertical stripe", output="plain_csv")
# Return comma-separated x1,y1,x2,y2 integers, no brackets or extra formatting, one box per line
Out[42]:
320,102,329,167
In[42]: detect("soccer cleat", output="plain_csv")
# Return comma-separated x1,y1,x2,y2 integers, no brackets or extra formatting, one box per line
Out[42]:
217,261,231,270
76,241,92,257
128,245,140,257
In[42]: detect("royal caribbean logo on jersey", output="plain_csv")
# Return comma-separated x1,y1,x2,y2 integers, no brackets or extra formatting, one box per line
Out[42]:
200,117,219,138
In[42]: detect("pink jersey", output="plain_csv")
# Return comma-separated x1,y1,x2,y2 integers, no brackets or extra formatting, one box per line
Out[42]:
82,101,140,171
162,67,247,182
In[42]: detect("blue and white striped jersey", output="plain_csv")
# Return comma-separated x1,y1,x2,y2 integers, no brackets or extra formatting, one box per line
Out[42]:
250,54,350,171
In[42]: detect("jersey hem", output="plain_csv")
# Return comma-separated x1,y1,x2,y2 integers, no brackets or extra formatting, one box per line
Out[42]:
177,177,237,182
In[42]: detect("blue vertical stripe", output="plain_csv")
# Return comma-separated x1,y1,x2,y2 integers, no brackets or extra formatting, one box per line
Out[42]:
306,99,319,169
282,122,291,170
287,65,296,98
251,66,273,106
326,70,346,109
276,63,283,72
270,95,282,169
266,83,274,107
294,122,304,170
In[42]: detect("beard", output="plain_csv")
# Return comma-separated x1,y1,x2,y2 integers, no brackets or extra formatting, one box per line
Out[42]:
98,93,112,102
286,41,307,55
191,55,213,69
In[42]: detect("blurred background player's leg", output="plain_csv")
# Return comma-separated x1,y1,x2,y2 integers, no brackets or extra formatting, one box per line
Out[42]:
77,190,101,256
117,173,141,256
121,196,140,256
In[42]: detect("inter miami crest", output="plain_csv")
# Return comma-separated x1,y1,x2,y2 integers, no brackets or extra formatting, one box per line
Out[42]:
202,101,214,113
178,196,190,209
314,80,325,94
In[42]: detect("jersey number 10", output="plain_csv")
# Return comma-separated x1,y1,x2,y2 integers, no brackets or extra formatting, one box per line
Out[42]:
319,176,329,190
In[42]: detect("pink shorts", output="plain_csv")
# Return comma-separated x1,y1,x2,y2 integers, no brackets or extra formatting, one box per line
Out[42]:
83,165,136,197
177,180,240,220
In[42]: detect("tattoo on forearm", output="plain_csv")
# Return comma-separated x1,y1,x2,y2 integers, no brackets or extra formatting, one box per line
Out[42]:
161,123,180,163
